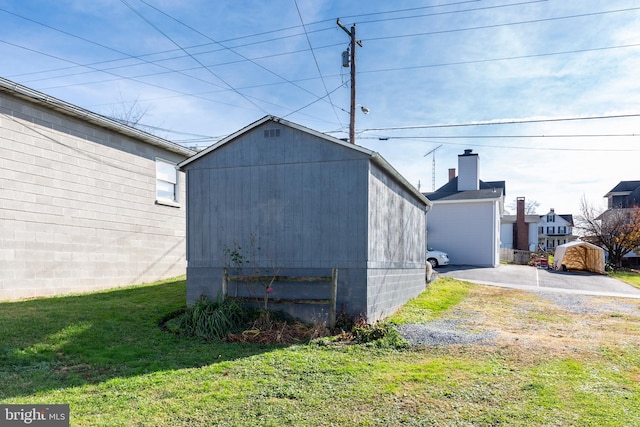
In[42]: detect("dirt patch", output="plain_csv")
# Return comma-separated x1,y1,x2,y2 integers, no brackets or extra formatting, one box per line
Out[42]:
399,285,640,363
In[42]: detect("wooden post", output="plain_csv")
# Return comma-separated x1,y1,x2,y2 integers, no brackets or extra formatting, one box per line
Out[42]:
222,268,228,299
330,268,338,328
337,20,362,144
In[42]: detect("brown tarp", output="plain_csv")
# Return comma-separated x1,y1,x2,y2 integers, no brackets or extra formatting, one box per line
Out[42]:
553,241,605,274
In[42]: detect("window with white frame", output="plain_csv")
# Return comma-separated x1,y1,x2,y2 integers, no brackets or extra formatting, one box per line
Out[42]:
156,158,178,203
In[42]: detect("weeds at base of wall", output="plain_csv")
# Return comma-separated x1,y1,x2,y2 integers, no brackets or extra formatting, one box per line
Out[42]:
161,294,251,341
315,314,410,349
160,297,407,348
161,295,330,344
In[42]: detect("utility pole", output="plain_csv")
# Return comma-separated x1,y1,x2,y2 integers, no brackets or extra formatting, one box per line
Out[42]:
337,19,362,144
424,144,443,191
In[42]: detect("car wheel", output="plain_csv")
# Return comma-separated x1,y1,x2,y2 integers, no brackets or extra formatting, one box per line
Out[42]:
428,258,438,268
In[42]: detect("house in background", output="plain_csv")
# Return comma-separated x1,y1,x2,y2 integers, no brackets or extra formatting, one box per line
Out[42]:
605,181,640,209
178,116,431,323
0,77,195,300
423,149,505,267
602,180,640,266
501,201,575,253
537,208,575,251
500,197,540,252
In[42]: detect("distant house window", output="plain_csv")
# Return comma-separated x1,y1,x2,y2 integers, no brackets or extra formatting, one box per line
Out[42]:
156,159,178,204
547,214,555,222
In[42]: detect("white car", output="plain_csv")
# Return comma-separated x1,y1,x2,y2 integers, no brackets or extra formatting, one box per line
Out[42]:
426,248,449,268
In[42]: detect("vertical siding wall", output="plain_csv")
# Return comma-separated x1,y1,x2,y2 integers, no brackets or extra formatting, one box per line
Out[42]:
0,92,187,299
366,163,427,322
427,201,498,267
184,124,371,318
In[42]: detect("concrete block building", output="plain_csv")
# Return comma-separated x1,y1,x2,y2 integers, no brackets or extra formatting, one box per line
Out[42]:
0,77,195,299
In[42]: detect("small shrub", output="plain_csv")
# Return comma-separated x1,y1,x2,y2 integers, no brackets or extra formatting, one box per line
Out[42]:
351,319,409,349
174,295,252,341
353,321,389,343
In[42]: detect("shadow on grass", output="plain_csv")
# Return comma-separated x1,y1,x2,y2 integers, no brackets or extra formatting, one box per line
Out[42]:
0,278,277,399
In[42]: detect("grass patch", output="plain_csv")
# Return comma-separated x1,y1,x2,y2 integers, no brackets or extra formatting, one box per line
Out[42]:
610,270,640,289
387,276,473,324
1,277,639,426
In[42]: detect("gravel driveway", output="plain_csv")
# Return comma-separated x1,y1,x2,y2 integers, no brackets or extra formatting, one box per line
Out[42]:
398,265,640,347
397,319,498,347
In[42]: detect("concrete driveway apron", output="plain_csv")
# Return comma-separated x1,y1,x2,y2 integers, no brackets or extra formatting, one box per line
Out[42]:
438,264,640,299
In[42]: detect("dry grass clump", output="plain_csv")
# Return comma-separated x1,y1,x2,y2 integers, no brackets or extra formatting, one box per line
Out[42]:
226,313,330,344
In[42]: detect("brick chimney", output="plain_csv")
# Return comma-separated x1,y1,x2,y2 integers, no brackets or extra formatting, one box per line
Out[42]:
457,149,479,191
515,197,529,250
448,168,456,182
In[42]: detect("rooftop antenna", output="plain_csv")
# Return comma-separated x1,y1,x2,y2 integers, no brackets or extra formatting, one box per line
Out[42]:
424,144,443,191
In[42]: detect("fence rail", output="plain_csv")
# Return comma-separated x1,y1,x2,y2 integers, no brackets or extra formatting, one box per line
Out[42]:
222,268,338,327
500,248,532,265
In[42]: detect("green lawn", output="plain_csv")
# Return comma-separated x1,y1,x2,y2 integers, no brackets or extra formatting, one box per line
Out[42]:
611,270,640,289
1,277,639,426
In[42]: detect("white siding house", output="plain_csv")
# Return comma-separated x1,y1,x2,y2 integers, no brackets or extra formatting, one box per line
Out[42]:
0,77,195,300
537,209,574,251
424,150,505,267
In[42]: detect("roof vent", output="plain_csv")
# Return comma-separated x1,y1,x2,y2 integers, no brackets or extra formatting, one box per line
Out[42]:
264,128,281,138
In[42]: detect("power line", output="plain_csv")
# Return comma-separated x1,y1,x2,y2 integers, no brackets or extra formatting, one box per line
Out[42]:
362,138,640,152
359,0,549,27
361,134,640,139
0,6,232,92
3,2,635,102
2,1,637,141
137,0,339,115
361,43,640,76
0,0,559,84
283,84,345,119
364,6,640,42
293,0,344,126
356,113,640,133
119,0,268,114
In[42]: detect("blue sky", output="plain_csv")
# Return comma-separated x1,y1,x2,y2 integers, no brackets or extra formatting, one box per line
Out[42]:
1,0,639,216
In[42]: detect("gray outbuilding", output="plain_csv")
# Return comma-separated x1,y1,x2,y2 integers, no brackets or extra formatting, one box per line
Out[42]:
179,116,431,323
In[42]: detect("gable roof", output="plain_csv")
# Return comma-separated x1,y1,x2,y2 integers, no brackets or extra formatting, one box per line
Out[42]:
605,180,640,196
0,77,195,157
502,213,574,226
178,115,431,207
558,214,574,225
502,214,540,224
423,176,505,202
